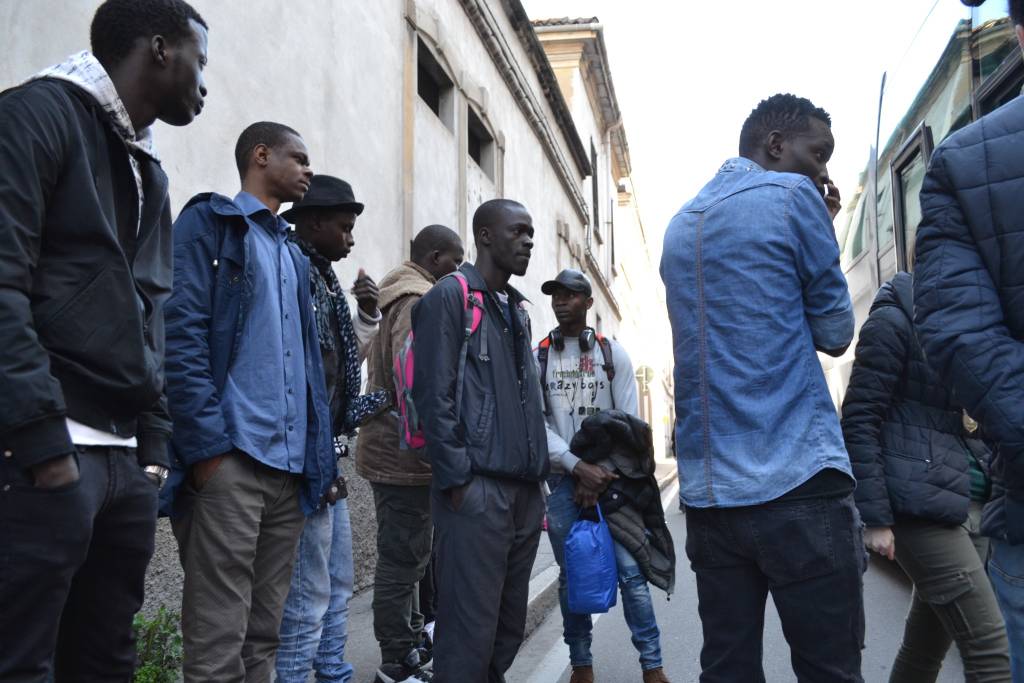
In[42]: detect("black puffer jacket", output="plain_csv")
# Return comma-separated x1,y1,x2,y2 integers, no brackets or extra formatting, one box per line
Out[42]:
842,272,988,527
915,95,1024,543
571,410,676,594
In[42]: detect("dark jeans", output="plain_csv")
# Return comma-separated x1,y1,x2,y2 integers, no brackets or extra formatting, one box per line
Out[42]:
0,446,158,683
431,476,544,683
685,493,866,682
370,483,432,663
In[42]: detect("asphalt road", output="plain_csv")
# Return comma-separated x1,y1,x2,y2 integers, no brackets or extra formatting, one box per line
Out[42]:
507,480,965,683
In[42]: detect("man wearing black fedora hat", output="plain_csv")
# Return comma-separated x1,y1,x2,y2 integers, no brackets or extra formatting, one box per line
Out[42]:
276,174,392,683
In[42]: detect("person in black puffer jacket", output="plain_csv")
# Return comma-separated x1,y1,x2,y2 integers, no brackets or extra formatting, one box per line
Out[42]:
842,272,1010,681
914,9,1024,669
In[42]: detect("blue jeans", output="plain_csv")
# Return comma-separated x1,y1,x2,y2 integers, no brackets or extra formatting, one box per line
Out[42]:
990,539,1024,681
545,474,663,671
276,497,354,683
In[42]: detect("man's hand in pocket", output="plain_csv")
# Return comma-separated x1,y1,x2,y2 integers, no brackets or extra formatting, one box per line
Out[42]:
447,479,473,511
31,453,79,489
191,451,232,490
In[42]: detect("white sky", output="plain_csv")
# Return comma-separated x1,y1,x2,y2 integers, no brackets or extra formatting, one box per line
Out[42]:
521,0,1005,257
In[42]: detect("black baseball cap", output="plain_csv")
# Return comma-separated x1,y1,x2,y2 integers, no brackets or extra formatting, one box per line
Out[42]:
541,269,592,297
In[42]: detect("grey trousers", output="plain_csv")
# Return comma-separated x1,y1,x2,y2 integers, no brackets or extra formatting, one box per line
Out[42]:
431,476,544,683
371,482,433,663
171,453,305,683
890,502,1011,682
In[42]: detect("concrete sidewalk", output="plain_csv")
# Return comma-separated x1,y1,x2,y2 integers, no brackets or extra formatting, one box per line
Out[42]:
340,461,679,682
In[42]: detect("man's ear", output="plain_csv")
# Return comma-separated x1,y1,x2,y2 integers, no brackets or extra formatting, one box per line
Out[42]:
766,130,785,161
477,226,491,246
585,296,594,311
151,35,168,66
253,143,270,168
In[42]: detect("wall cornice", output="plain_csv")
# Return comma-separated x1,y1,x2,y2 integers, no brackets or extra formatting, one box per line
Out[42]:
457,0,591,223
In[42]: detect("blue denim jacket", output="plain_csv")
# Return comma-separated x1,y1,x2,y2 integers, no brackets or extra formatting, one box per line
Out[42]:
160,192,334,517
661,158,854,508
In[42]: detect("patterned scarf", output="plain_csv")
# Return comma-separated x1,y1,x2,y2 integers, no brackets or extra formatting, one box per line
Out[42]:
291,235,390,439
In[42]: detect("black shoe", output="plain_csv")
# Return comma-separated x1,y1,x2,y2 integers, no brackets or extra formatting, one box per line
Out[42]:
418,627,433,669
417,646,432,671
375,649,433,683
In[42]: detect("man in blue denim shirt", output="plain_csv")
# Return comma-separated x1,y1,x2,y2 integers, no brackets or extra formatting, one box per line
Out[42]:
661,94,865,681
165,122,334,681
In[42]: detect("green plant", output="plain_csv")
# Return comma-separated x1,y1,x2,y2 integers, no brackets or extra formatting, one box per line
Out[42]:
133,606,183,683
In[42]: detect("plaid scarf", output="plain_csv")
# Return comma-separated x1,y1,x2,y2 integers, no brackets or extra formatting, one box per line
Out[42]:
30,51,158,237
291,235,390,438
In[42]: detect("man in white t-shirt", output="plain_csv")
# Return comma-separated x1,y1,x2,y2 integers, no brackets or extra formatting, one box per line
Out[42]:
536,269,670,683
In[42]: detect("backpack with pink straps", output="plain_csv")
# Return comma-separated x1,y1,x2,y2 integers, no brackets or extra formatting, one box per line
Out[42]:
392,270,488,450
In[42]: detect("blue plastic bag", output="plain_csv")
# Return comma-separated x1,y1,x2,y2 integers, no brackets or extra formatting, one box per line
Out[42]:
565,503,618,614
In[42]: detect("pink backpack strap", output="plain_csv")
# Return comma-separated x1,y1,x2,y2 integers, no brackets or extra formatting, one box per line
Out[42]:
451,271,483,335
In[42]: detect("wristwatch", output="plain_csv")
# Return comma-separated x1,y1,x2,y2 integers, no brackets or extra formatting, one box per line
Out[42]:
144,465,169,489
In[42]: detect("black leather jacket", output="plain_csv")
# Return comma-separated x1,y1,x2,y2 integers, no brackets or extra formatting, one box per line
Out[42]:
0,78,173,469
411,263,549,490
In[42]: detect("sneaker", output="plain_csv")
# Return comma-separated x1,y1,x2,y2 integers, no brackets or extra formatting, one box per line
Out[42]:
375,649,433,683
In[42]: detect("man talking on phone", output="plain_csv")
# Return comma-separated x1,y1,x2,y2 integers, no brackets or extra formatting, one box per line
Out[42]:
661,94,863,681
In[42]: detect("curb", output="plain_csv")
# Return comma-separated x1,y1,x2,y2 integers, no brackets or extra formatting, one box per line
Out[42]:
523,464,680,639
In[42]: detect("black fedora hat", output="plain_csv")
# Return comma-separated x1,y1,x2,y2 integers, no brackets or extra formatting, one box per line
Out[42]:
281,175,364,222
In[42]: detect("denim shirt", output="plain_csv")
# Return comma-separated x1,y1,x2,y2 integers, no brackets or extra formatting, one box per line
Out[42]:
219,192,307,473
661,158,855,508
163,192,333,518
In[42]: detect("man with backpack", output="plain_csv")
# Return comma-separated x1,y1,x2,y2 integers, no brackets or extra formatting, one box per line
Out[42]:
537,269,671,683
356,224,464,683
410,198,549,682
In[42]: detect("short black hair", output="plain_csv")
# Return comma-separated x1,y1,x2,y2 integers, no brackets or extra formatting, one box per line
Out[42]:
411,224,461,262
738,93,831,158
1011,0,1024,26
90,0,207,69
472,198,526,240
234,121,302,179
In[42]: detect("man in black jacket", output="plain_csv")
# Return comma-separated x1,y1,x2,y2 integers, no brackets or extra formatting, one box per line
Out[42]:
914,2,1024,673
411,198,549,682
0,1,208,679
